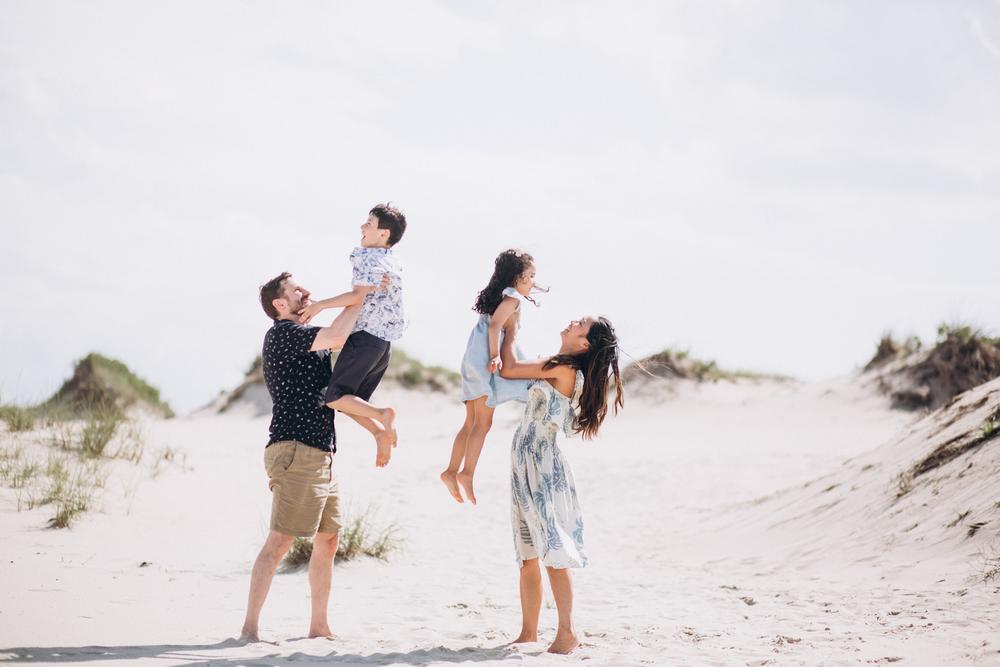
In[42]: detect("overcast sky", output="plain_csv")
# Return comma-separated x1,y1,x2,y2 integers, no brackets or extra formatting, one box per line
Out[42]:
2,0,999,413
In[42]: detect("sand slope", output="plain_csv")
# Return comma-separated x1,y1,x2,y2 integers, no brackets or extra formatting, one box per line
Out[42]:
1,377,998,666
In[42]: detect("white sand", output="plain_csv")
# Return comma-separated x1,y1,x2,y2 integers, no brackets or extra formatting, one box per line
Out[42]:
2,377,999,666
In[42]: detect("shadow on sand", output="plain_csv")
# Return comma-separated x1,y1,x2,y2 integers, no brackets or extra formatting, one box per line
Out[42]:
0,638,521,665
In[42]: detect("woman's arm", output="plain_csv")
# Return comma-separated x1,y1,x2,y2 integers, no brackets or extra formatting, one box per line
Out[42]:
498,313,568,381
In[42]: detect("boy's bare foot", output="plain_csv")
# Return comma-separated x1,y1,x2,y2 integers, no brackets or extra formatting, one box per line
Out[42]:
547,630,580,654
457,470,477,505
439,470,464,503
510,631,538,644
379,407,397,443
375,431,393,467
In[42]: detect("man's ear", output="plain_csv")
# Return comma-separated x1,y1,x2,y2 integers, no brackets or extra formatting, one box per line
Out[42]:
272,298,286,315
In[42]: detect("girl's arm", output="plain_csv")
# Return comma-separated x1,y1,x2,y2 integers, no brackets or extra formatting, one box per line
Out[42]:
486,296,519,373
498,313,570,382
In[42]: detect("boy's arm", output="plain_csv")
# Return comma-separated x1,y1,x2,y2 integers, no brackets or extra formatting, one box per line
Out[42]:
299,286,376,325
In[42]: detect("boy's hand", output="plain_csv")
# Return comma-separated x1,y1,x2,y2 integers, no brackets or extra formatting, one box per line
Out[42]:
487,356,502,374
376,274,391,291
298,301,325,325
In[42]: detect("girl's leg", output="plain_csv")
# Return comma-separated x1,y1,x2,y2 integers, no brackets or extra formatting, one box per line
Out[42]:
457,397,494,505
545,567,580,654
440,401,476,503
513,558,542,643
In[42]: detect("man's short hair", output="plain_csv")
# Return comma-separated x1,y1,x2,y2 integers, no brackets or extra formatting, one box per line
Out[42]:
260,272,292,320
370,203,407,246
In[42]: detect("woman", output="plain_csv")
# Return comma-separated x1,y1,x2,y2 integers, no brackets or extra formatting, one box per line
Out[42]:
499,312,624,654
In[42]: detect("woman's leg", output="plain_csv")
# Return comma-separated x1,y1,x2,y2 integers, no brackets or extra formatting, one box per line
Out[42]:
440,400,476,502
545,566,580,654
457,396,495,504
513,558,542,643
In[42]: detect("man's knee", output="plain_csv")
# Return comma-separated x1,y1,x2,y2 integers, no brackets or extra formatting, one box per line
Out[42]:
313,531,340,555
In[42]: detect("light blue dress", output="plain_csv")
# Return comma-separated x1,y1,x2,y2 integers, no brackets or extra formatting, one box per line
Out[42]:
460,287,530,408
511,370,587,569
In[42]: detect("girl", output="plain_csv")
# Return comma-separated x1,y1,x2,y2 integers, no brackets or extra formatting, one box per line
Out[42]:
440,249,540,505
499,310,624,654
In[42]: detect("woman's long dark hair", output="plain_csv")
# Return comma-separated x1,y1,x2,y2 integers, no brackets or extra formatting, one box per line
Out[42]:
543,317,624,440
473,249,538,315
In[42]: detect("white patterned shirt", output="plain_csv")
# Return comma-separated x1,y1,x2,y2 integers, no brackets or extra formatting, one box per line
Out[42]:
351,247,407,342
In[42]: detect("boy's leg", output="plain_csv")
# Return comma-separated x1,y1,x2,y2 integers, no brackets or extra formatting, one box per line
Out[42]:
325,335,394,432
441,400,477,503
346,414,394,467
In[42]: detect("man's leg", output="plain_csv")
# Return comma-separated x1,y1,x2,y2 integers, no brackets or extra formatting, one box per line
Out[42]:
307,531,340,638
241,530,295,642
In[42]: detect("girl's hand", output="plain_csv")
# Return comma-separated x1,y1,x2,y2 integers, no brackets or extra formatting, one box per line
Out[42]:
298,302,324,325
487,356,503,374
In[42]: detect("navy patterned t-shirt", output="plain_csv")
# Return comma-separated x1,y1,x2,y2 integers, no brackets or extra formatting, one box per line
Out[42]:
262,319,336,452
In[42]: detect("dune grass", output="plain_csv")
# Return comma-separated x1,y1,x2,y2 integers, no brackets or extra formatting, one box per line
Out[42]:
280,507,403,571
0,404,36,432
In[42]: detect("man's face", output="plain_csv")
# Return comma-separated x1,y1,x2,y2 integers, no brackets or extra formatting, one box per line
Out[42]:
276,278,311,318
360,214,390,248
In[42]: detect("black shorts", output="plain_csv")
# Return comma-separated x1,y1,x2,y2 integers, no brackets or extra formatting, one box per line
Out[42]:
325,331,392,404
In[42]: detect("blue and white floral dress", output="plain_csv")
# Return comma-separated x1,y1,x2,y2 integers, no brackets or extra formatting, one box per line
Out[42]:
460,287,530,407
511,370,587,569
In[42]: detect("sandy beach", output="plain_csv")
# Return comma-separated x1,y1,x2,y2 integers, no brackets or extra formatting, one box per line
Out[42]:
3,372,998,666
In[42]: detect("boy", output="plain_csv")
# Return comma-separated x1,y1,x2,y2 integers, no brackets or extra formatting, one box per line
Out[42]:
299,203,407,466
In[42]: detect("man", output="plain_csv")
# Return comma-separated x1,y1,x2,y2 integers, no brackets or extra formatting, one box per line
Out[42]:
240,271,391,642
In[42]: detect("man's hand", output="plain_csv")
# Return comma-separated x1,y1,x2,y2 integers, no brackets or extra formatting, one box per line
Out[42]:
298,301,325,325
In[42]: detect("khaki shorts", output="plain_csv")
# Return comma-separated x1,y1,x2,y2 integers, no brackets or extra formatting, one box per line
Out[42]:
264,441,342,537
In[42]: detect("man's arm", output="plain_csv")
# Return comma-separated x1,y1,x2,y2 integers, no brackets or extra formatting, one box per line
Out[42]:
310,304,363,351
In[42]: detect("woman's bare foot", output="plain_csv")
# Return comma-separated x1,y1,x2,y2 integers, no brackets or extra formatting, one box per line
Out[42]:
457,470,477,505
308,625,336,639
238,628,260,643
547,629,580,654
439,470,464,503
510,631,538,644
375,431,393,467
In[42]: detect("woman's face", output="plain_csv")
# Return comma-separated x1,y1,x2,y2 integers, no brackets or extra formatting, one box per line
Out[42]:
514,263,536,296
561,317,595,353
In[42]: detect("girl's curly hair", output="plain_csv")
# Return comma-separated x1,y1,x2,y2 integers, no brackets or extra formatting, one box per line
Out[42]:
544,317,625,440
473,249,538,315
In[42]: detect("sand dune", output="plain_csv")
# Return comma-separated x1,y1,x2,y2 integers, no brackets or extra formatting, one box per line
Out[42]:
1,373,998,665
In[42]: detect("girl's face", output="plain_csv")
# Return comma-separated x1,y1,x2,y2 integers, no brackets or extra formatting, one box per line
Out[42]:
514,263,536,296
561,317,595,353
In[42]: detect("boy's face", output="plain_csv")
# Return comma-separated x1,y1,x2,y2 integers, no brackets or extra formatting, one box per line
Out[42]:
360,214,391,248
514,263,536,296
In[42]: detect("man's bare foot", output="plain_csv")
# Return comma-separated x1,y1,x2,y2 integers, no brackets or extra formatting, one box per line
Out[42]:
456,470,477,505
375,431,393,467
547,630,579,654
239,628,260,643
510,631,538,644
440,470,464,503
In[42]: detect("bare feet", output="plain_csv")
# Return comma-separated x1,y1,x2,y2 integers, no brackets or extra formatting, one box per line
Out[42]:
375,430,393,467
510,631,538,644
308,626,336,639
457,469,477,505
238,627,260,643
547,629,580,654
440,470,464,503
379,407,397,444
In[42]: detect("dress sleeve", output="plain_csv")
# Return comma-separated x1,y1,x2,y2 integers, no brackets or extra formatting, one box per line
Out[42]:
501,287,522,302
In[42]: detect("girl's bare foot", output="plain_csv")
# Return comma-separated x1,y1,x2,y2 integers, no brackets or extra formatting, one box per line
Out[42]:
439,470,464,503
375,431,393,467
547,630,579,654
510,631,538,644
457,470,477,505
